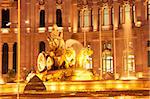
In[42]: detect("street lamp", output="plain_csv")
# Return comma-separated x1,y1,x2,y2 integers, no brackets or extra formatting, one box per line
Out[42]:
99,9,102,80
17,0,21,98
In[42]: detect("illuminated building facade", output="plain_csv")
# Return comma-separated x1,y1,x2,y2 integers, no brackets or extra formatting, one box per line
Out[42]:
0,0,149,80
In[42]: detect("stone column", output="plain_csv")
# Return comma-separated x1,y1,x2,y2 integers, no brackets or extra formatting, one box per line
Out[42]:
147,41,150,68
113,1,119,29
141,0,146,22
98,8,102,30
30,0,36,67
93,6,98,31
0,7,4,83
88,9,92,31
0,6,4,84
81,10,84,29
11,2,18,33
72,3,78,33
20,0,27,76
0,38,2,78
26,0,31,28
0,42,4,84
101,8,104,26
92,40,100,76
0,43,2,76
45,1,48,28
122,5,125,24
144,1,148,20
48,0,53,25
9,7,13,33
8,43,13,70
53,0,56,24
108,7,112,26
25,1,31,69
0,7,2,76
61,0,69,32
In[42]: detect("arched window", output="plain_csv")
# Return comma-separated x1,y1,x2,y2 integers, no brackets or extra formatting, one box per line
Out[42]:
39,41,45,53
40,10,45,27
2,43,9,74
2,9,10,28
56,9,62,27
13,43,17,72
103,8,109,26
102,49,113,74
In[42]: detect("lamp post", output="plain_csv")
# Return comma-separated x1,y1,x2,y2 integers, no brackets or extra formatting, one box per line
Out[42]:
99,9,102,80
17,0,21,98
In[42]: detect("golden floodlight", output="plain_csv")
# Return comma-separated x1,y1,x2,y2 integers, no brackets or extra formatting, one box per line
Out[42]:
0,77,4,84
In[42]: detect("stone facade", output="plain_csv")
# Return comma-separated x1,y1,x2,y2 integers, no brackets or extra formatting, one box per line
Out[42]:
0,0,149,79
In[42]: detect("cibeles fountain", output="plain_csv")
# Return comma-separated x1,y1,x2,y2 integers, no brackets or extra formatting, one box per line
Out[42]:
26,24,94,84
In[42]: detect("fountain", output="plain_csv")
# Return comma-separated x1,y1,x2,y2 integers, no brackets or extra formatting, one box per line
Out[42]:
26,24,94,82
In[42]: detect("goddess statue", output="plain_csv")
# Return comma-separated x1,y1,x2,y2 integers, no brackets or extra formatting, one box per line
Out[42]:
47,24,65,57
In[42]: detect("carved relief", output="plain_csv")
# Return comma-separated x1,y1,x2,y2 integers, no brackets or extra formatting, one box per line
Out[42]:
56,0,62,4
39,0,45,5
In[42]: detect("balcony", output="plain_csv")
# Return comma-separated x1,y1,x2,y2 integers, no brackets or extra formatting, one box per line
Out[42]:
1,28,10,33
38,27,46,33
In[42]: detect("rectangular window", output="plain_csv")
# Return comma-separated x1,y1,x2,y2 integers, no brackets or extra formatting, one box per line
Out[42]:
103,8,109,26
84,10,89,27
125,5,130,24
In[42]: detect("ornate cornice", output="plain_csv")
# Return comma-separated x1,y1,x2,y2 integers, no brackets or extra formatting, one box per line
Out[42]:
77,0,93,9
77,0,136,9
